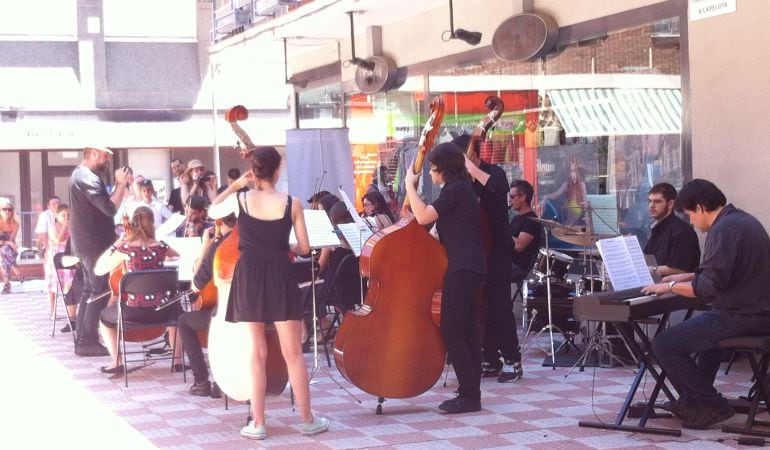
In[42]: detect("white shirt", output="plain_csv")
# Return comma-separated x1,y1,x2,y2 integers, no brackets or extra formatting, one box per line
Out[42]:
35,209,56,235
115,198,172,228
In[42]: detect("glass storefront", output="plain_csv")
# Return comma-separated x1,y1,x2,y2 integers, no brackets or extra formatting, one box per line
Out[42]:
297,16,684,249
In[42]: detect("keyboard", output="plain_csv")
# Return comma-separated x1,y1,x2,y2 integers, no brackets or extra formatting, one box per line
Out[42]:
573,288,706,322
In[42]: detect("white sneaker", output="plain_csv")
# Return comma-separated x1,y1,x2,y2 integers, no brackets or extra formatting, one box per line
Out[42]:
240,421,267,440
301,416,329,436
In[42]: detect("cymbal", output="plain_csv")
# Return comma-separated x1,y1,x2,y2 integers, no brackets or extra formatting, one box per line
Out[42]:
527,217,573,231
551,228,611,246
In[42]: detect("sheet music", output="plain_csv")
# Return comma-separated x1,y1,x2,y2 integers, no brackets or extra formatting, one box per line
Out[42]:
156,213,185,238
624,235,654,285
336,223,373,257
163,236,203,282
289,209,341,249
586,194,619,235
338,187,371,231
595,235,653,291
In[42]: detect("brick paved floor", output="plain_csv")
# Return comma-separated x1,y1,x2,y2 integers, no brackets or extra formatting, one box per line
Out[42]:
1,281,762,449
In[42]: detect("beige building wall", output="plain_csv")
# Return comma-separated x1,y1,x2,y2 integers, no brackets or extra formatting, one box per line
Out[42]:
689,2,770,227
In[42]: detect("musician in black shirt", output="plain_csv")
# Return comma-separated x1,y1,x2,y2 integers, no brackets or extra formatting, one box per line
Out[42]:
643,179,770,429
460,134,523,383
643,183,700,276
405,142,486,414
178,213,236,396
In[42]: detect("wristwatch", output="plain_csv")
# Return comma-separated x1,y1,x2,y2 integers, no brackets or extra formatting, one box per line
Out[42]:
667,280,678,293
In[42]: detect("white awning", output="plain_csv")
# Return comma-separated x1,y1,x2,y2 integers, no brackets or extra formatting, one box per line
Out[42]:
548,88,682,137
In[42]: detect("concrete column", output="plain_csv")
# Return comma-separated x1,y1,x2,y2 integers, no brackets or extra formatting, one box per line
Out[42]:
77,0,106,107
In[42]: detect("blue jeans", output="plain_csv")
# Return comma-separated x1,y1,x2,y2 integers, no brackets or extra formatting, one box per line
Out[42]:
652,309,770,405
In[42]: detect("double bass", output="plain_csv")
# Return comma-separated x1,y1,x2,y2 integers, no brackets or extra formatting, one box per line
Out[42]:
466,95,505,253
334,97,448,409
207,105,289,400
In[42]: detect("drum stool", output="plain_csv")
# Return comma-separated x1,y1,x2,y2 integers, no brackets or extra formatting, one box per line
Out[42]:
717,335,770,438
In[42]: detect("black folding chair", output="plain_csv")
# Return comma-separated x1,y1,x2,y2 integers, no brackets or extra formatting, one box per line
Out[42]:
117,268,184,387
51,252,79,344
318,253,363,366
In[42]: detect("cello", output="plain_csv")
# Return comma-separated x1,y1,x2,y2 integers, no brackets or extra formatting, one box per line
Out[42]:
207,105,289,400
334,97,448,410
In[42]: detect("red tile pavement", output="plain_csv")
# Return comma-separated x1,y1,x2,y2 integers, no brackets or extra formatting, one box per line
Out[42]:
0,284,760,449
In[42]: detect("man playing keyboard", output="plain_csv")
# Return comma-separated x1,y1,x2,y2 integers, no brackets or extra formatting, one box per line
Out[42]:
642,179,770,430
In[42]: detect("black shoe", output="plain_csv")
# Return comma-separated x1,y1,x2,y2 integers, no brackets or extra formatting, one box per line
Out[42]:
173,364,191,373
682,400,734,430
100,365,125,375
438,395,481,414
75,342,110,357
660,398,696,422
481,361,501,378
210,381,223,399
189,380,212,397
60,321,76,333
498,361,523,383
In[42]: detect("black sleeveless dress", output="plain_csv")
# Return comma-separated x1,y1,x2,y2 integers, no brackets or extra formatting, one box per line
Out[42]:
225,194,302,323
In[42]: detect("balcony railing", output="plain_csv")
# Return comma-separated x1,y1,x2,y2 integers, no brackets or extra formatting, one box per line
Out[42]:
212,0,310,42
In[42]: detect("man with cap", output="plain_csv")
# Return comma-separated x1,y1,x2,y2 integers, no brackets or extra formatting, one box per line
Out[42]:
136,179,173,228
458,133,523,383
180,159,207,207
69,146,131,357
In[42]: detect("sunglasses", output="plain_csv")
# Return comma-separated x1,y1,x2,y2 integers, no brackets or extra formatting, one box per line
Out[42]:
1,208,13,212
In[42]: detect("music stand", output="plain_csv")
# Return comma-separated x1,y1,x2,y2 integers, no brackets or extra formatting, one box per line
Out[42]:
295,210,363,404
520,218,573,369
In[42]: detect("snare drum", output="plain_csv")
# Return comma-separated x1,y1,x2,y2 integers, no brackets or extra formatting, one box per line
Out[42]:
533,248,574,280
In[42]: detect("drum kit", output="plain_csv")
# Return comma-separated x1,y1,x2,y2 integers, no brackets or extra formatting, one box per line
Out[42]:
521,217,614,368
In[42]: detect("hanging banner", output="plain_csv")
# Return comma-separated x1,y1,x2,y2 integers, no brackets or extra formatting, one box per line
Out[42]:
285,128,355,207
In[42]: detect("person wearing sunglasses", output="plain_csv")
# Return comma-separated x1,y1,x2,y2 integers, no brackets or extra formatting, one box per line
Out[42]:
0,199,24,294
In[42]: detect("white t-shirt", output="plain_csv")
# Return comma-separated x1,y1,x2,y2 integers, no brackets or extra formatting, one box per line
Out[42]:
34,210,56,235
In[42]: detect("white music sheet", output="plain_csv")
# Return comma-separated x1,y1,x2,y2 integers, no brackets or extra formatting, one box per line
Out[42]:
336,222,373,257
595,235,654,291
156,213,185,238
338,187,371,232
163,236,203,282
289,209,341,249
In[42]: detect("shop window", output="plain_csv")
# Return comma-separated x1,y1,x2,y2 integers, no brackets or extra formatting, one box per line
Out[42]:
426,18,684,250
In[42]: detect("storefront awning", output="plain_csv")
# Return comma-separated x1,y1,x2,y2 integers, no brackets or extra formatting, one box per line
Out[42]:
548,88,682,137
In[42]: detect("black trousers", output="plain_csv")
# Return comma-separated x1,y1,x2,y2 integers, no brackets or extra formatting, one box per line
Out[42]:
178,309,212,383
441,270,485,400
75,252,109,345
482,250,521,364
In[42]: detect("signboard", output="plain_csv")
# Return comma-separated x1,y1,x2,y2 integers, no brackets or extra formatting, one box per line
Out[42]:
689,0,736,21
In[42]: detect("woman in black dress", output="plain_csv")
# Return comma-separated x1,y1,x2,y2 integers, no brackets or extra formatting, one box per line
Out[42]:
404,142,487,414
210,146,328,440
